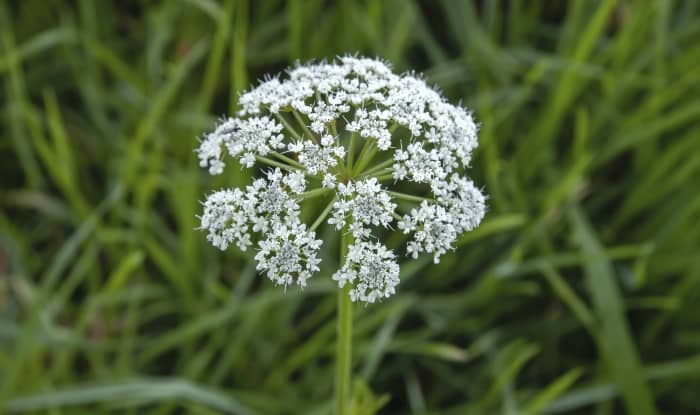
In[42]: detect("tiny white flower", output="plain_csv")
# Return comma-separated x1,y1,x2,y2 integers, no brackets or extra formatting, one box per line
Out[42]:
283,170,306,194
241,152,256,168
322,173,337,189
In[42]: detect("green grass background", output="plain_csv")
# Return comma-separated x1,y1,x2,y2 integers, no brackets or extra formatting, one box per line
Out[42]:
1,0,699,414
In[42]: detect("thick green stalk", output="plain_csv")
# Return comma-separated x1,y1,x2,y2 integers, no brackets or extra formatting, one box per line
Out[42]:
335,231,354,415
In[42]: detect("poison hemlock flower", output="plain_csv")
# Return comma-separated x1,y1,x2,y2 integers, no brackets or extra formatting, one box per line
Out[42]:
197,56,486,304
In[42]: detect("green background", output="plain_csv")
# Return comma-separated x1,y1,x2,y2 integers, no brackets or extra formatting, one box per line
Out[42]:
1,1,699,414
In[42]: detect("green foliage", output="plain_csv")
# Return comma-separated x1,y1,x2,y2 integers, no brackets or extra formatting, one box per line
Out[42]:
1,0,699,414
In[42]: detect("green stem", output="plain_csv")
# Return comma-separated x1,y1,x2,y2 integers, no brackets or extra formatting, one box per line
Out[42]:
274,113,302,141
310,196,336,231
271,151,304,168
374,173,395,182
331,119,339,137
353,139,377,174
255,155,302,172
298,187,332,201
346,132,357,171
353,138,372,167
388,191,431,203
335,231,354,415
358,158,394,178
292,110,318,143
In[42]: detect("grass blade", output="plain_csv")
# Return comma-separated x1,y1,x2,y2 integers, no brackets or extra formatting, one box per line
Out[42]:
568,204,657,415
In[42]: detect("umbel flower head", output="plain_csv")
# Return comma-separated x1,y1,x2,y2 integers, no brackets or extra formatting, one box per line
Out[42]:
197,56,486,303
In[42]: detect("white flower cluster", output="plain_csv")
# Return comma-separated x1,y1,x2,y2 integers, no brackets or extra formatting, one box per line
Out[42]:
199,169,320,287
198,116,285,172
289,137,345,175
328,178,396,240
332,242,400,303
197,56,486,303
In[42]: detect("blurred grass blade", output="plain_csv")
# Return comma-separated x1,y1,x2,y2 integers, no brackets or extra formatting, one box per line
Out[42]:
524,368,583,415
568,204,657,415
391,341,470,363
545,353,700,413
5,378,257,415
539,265,598,339
0,184,124,404
457,214,526,246
121,39,208,186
